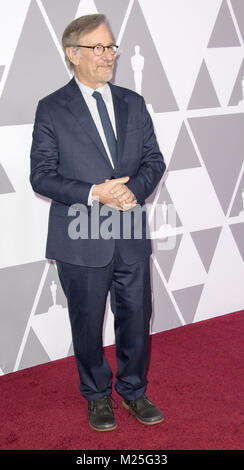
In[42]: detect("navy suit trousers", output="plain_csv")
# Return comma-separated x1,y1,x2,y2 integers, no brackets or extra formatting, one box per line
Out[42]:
56,241,152,401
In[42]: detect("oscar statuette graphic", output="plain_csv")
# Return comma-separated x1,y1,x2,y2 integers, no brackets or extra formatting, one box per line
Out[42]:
31,280,72,361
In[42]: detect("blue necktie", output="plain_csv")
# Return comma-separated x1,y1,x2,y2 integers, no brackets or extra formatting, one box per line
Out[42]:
92,91,117,166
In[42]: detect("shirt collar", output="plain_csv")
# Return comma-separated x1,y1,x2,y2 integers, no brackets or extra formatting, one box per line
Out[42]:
74,76,111,102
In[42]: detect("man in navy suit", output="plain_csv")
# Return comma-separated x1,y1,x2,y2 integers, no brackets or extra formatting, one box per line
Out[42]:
30,14,166,431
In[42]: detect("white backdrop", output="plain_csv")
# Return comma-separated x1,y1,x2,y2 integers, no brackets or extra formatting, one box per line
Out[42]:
0,0,244,375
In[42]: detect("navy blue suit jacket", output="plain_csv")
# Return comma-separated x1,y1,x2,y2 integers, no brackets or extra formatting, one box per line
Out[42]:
30,77,166,266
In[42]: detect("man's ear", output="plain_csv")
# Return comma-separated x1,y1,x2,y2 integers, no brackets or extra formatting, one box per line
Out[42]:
66,46,80,67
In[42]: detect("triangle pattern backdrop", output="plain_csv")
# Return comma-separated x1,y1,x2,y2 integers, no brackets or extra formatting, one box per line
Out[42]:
0,0,70,126
0,65,4,81
41,0,80,43
208,0,240,47
0,0,243,374
0,162,15,194
187,60,221,109
230,0,244,43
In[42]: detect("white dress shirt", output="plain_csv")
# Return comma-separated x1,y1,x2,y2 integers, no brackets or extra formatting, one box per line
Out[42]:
74,77,117,205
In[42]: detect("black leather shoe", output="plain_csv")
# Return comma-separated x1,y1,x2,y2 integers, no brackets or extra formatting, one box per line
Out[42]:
88,395,117,431
122,394,163,425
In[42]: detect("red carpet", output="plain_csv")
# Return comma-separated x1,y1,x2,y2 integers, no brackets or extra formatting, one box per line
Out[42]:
1,310,244,450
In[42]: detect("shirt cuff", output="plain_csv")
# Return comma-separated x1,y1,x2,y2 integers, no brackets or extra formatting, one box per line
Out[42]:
87,184,95,206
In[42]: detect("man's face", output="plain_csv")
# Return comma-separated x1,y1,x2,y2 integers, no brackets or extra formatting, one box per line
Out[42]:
70,24,116,89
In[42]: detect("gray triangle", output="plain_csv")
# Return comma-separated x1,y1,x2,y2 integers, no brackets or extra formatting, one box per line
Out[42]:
113,0,178,112
0,65,4,81
189,113,244,215
152,233,183,283
151,260,182,333
68,341,74,357
18,327,50,371
0,0,70,126
188,60,221,109
229,222,244,261
168,122,201,171
172,284,204,324
94,0,130,40
42,0,80,43
208,0,240,47
190,227,222,272
0,261,46,373
231,0,244,43
145,181,160,205
34,261,67,316
0,163,15,194
228,58,244,105
229,171,244,217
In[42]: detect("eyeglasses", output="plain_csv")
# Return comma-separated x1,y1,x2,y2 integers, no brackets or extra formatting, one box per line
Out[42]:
72,44,119,56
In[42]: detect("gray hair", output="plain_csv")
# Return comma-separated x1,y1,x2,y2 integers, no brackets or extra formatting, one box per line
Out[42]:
62,14,113,72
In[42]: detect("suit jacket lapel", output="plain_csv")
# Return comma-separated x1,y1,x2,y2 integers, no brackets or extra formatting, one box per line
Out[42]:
109,82,128,166
65,78,111,167
64,78,128,169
